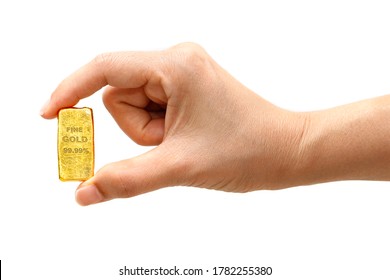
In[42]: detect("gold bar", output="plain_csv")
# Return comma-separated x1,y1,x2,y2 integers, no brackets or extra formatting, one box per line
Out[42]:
57,107,94,181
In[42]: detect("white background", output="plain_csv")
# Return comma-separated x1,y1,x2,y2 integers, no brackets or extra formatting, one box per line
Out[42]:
1,0,390,279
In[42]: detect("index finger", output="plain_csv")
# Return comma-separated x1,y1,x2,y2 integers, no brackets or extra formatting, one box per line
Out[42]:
40,52,157,119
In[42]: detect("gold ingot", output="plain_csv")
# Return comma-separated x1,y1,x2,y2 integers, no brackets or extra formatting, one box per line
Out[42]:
58,107,94,181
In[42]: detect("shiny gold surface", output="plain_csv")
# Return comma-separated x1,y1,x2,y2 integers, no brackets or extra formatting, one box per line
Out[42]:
58,108,94,181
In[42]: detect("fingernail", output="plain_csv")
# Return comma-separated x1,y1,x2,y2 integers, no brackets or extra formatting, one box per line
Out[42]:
40,99,50,116
76,185,103,206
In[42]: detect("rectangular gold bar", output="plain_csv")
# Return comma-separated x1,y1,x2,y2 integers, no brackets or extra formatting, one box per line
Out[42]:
58,107,94,181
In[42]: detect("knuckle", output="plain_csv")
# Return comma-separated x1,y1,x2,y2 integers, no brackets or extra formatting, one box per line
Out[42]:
138,132,149,146
131,126,160,146
163,43,215,95
116,170,137,198
98,163,136,198
102,88,115,107
169,42,210,75
132,136,146,146
181,43,207,65
92,52,115,68
128,130,148,146
173,42,206,57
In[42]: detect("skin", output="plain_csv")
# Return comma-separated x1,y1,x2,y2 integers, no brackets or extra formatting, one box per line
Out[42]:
41,43,390,206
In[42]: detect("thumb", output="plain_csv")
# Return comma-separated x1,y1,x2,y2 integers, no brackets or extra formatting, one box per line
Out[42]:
75,146,183,206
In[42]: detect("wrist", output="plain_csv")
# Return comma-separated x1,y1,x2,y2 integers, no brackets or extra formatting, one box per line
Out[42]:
293,96,390,185
248,107,312,190
272,110,313,189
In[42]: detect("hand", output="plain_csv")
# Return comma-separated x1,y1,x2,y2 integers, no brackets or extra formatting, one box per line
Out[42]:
41,43,308,205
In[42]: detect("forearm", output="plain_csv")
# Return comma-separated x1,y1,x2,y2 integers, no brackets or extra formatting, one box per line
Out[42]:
297,95,390,185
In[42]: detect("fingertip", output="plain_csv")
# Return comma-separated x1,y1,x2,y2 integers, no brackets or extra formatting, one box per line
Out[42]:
39,99,50,118
40,99,59,119
75,184,104,206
